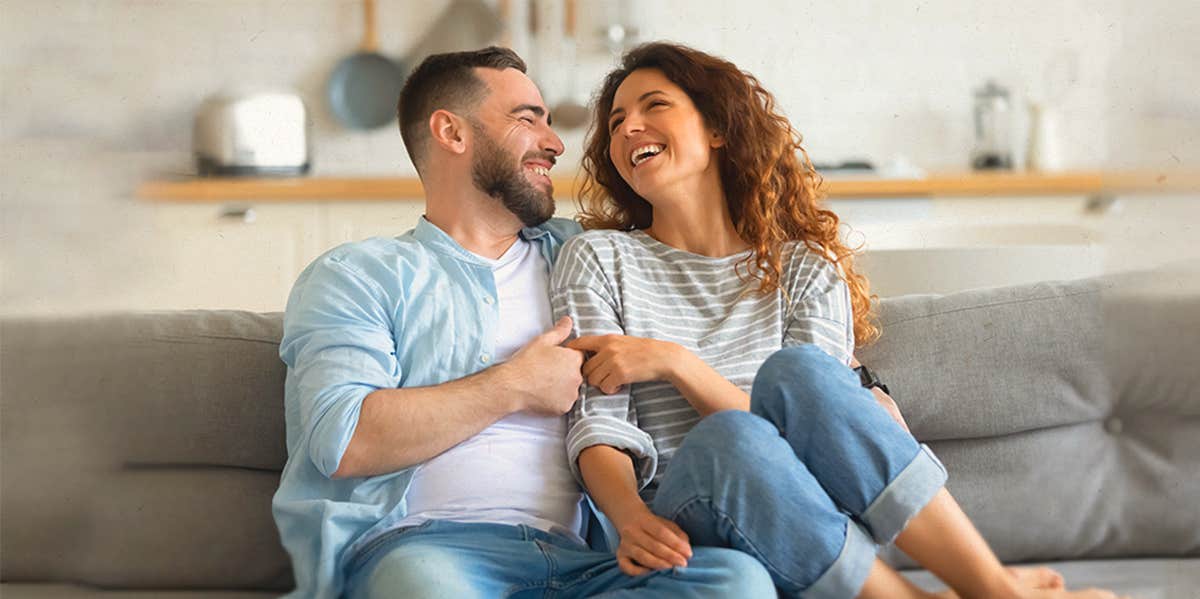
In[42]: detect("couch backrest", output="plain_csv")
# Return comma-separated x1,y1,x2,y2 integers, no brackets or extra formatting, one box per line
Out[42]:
1,310,292,590
2,267,1198,589
858,266,1200,568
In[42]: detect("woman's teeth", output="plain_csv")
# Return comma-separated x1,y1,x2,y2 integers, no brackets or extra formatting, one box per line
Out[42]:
631,144,664,167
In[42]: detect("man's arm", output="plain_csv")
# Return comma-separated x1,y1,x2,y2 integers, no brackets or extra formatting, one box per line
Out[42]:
334,368,513,478
334,317,583,478
282,253,581,481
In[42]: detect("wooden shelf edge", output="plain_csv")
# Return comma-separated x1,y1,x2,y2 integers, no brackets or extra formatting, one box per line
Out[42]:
138,170,1200,203
138,177,430,203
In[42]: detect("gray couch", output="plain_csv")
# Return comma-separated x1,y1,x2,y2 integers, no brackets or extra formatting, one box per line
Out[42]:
3,266,1198,598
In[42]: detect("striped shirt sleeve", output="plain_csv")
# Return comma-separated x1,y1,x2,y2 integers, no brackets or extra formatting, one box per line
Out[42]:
784,249,856,366
550,236,659,490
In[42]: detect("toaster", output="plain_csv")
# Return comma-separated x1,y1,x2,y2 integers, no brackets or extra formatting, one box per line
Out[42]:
193,91,311,176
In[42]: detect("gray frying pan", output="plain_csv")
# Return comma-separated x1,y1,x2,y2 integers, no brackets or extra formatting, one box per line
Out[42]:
328,0,407,130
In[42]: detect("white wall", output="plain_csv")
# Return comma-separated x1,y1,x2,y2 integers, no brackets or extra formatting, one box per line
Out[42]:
631,0,1200,171
2,0,1197,314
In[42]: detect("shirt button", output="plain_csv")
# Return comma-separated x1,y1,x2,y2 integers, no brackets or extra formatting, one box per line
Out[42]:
483,296,495,305
480,353,491,364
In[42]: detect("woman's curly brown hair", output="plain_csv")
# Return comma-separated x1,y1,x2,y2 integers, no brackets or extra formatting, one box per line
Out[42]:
578,42,879,346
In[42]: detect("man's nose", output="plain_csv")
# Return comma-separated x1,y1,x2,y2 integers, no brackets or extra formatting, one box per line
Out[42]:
542,125,565,156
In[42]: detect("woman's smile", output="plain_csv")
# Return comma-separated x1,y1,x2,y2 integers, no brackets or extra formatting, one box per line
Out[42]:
631,143,666,168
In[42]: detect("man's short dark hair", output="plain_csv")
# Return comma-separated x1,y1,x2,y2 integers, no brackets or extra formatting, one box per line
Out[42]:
397,46,527,173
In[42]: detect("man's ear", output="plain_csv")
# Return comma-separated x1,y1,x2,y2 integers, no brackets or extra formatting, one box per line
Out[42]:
429,109,468,156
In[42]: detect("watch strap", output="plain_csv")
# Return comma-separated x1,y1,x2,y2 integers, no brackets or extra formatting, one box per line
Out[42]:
853,365,891,395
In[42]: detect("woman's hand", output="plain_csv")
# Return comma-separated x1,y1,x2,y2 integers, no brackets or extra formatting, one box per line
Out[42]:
577,445,692,576
611,504,693,576
566,334,685,395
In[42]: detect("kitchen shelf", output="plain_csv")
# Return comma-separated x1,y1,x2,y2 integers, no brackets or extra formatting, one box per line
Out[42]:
137,170,1200,203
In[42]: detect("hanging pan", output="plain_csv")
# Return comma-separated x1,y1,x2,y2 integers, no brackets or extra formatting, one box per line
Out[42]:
327,0,407,130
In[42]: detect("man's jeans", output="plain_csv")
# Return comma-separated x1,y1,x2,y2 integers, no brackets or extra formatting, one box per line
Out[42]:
653,344,948,599
344,520,775,599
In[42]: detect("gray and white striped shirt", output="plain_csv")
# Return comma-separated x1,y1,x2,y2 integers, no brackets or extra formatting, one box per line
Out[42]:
550,229,854,500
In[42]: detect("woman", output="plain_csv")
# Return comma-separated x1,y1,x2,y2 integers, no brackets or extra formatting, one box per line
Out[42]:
549,42,1124,599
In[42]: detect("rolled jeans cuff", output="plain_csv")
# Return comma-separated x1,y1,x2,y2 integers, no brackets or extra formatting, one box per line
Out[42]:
801,520,876,599
860,443,948,545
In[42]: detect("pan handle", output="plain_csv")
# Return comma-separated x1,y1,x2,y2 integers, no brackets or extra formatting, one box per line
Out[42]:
564,0,576,38
362,0,378,51
497,0,511,47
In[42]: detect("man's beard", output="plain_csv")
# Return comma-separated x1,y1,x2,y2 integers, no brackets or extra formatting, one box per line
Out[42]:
470,123,556,228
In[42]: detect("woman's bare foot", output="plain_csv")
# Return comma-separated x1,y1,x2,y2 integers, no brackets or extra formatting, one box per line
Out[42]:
1006,566,1064,590
931,566,1063,598
934,587,1130,599
1029,590,1132,599
929,568,1131,599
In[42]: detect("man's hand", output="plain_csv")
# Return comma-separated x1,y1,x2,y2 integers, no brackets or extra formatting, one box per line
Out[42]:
612,505,693,576
499,316,585,415
566,334,684,395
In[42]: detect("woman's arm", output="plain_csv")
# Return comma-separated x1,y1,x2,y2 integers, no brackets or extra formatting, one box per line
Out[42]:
566,334,748,416
665,350,750,415
849,355,910,432
551,237,661,492
578,445,693,576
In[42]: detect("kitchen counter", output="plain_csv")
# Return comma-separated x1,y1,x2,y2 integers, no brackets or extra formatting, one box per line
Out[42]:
137,170,1200,203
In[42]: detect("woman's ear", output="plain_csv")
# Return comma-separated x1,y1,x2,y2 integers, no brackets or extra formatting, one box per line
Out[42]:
709,130,726,149
429,109,468,156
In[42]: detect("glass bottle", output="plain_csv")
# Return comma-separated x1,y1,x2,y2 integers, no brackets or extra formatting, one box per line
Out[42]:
971,80,1014,170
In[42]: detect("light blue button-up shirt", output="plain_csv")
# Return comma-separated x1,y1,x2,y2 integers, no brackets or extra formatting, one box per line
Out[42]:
272,216,583,599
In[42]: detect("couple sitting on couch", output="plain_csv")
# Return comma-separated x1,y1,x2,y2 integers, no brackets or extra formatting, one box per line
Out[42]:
273,44,1125,599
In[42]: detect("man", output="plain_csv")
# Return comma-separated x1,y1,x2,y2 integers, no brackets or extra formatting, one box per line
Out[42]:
272,47,773,599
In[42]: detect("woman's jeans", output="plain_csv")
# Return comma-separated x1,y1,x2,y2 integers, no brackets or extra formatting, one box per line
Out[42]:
652,344,948,599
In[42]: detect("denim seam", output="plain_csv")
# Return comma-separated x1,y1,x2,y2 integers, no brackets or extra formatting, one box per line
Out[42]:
668,496,807,590
536,539,558,583
502,539,551,597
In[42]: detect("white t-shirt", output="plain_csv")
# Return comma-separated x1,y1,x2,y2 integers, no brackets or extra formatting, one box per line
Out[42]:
396,238,585,542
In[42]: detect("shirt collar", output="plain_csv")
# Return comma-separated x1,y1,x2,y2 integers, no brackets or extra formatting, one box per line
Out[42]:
412,216,551,265
519,225,551,241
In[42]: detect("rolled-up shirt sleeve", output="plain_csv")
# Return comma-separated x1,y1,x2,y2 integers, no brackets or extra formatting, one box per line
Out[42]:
279,255,401,479
550,237,658,490
784,250,856,366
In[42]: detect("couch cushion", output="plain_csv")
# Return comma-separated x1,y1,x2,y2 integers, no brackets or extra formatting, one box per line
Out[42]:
1,311,291,590
904,558,1200,599
858,265,1200,567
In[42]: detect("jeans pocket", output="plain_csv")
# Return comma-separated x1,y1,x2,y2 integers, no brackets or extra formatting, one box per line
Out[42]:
346,520,436,576
576,555,619,583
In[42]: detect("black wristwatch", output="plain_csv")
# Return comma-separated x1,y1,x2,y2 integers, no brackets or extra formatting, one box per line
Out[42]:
853,365,890,395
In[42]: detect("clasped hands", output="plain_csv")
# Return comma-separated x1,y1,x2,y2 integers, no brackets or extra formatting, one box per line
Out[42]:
565,333,686,395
